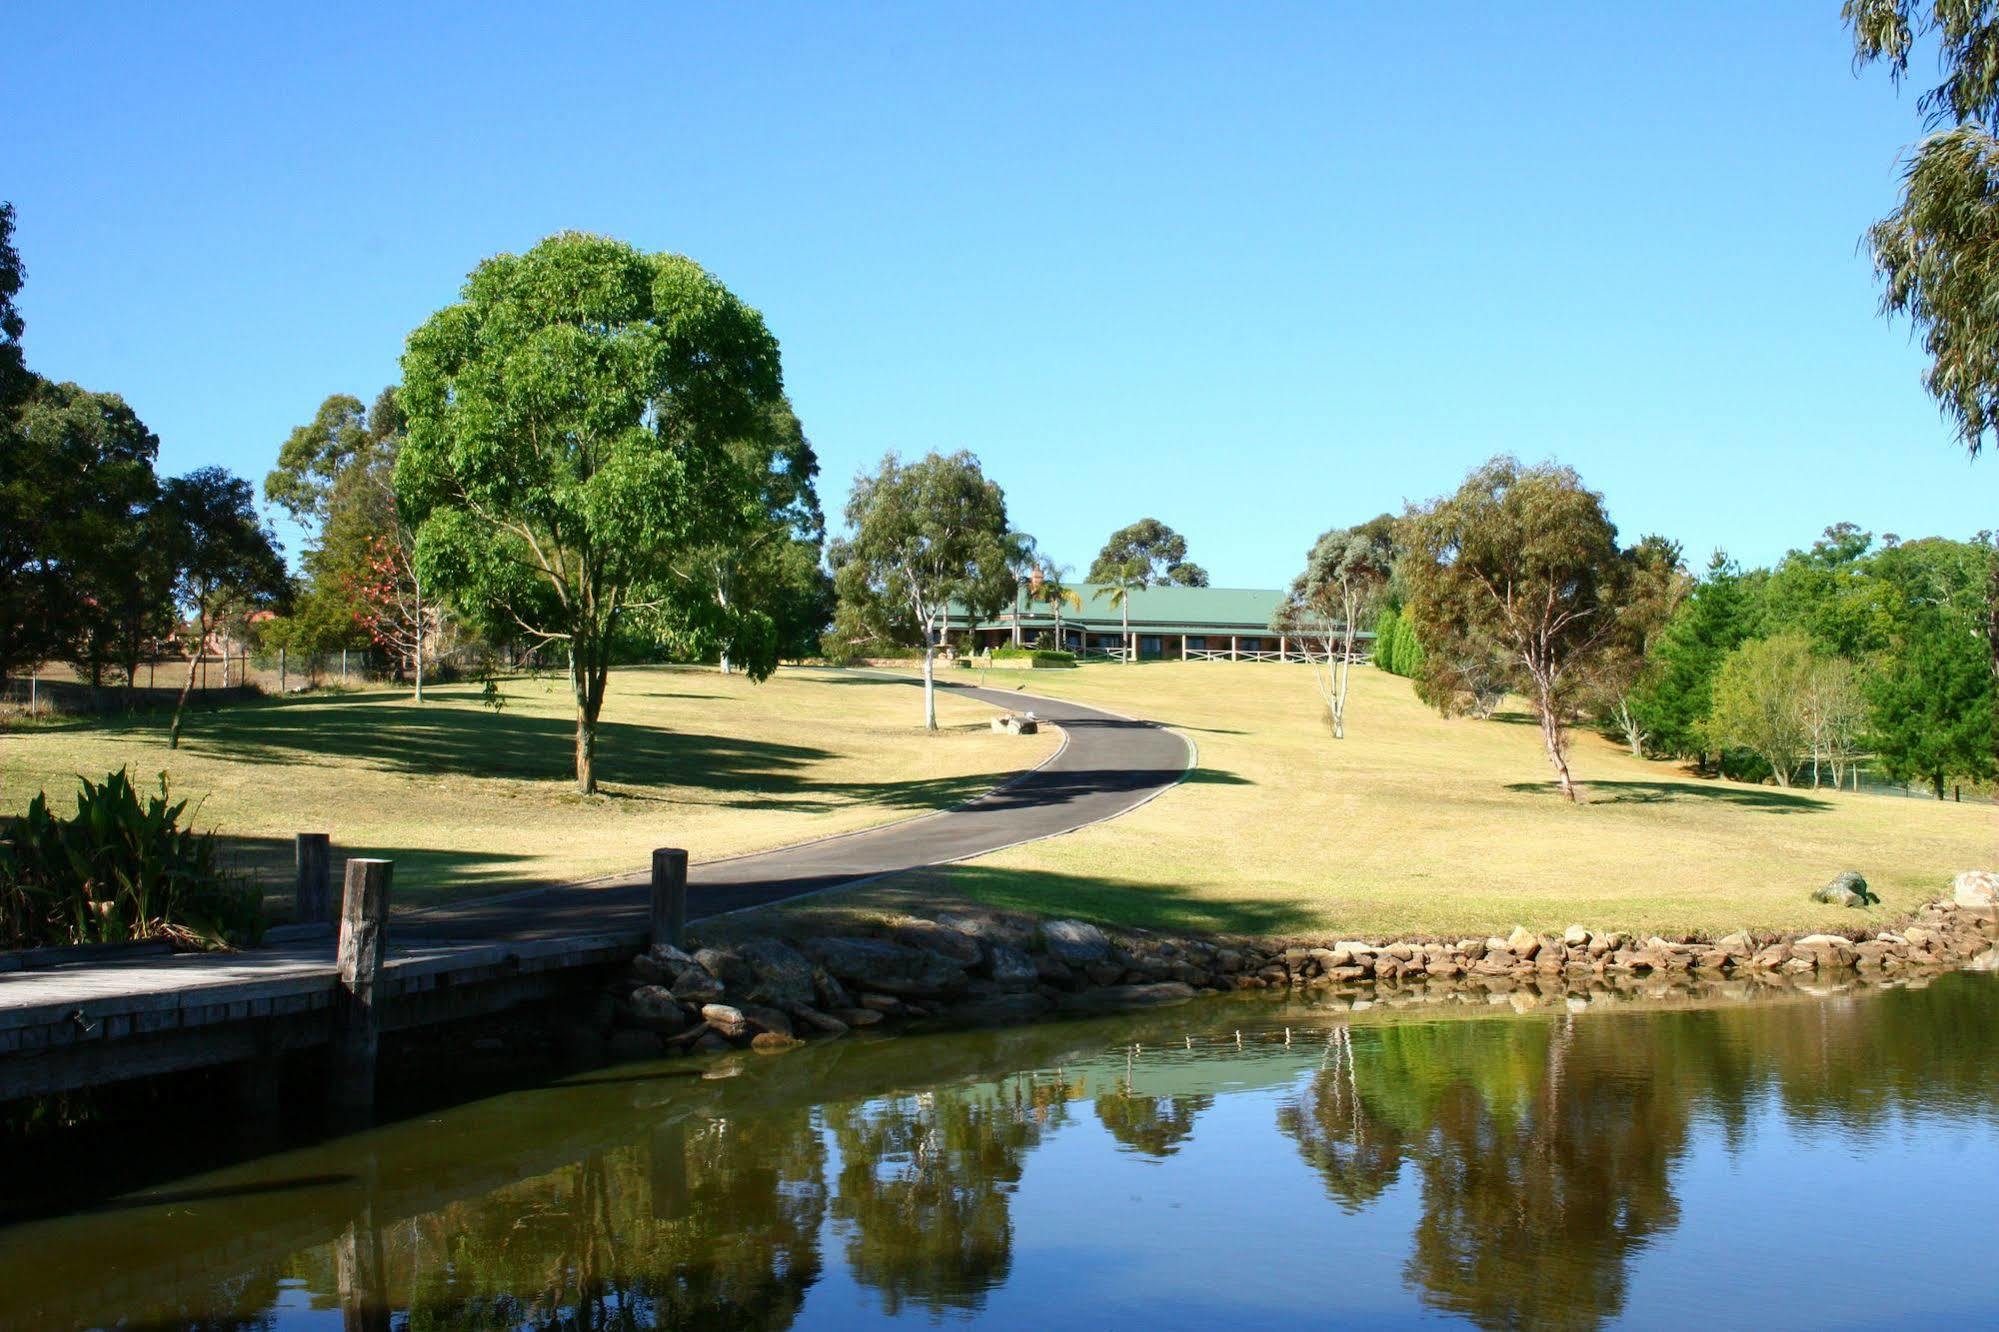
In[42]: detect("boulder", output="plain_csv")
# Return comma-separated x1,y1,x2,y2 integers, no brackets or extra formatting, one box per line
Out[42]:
784,1004,850,1036
800,936,968,997
1952,870,1999,909
832,1006,885,1027
624,985,691,1035
694,947,756,989
628,953,674,986
1561,924,1590,948
1042,919,1111,967
1505,926,1540,959
734,938,817,1007
670,968,725,1004
648,943,698,973
982,941,1040,989
812,965,854,1012
750,1031,803,1053
700,1004,751,1039
934,909,1041,952
1812,871,1879,908
736,1004,795,1039
887,916,983,966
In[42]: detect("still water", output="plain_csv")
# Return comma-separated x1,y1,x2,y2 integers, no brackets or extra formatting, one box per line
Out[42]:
3,973,1997,1330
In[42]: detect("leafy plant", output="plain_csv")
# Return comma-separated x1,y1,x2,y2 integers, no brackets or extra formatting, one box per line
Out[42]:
0,768,262,951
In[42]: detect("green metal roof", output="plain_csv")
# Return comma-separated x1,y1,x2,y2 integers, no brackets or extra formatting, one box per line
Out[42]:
957,583,1294,635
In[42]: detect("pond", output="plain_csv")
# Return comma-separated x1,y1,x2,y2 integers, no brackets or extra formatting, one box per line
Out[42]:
2,972,1996,1330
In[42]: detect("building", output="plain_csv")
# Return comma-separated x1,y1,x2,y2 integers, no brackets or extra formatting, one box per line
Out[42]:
955,580,1366,661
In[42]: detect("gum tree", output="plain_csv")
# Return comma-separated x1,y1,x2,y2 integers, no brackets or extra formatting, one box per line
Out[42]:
397,232,783,794
1272,515,1397,738
156,468,286,749
832,451,1020,729
1401,457,1631,802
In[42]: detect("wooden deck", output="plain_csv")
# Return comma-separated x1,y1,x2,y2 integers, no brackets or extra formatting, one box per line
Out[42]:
0,927,641,1101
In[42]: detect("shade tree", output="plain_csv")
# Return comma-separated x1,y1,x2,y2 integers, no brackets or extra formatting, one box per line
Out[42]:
155,468,287,748
1088,518,1209,588
1400,457,1633,801
1589,534,1690,756
832,450,1022,728
396,232,785,793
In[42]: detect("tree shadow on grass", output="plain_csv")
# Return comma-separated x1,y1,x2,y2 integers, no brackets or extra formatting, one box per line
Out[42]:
217,834,547,918
1504,779,1832,812
737,864,1322,939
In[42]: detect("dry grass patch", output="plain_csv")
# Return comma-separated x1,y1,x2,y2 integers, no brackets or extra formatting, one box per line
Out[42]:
0,665,1051,910
841,661,1995,938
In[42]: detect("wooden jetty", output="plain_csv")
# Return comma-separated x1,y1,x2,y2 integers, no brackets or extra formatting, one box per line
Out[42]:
0,847,689,1106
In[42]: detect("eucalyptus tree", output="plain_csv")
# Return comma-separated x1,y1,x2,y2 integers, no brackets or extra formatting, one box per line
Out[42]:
1401,457,1632,802
833,450,1020,729
1089,518,1208,587
396,232,784,793
1272,515,1397,737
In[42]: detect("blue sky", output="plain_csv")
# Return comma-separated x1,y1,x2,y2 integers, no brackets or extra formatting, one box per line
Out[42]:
7,2,1991,585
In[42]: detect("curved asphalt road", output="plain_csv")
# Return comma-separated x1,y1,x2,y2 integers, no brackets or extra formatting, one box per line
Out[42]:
402,674,1191,941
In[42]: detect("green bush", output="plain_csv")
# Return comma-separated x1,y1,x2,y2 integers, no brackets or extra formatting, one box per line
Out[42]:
991,647,1078,667
0,769,262,951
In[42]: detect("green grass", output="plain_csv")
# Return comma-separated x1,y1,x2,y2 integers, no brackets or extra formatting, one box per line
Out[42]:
0,666,1052,912
802,660,1997,939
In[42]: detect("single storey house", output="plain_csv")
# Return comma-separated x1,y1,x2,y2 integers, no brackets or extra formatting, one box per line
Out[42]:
951,581,1368,661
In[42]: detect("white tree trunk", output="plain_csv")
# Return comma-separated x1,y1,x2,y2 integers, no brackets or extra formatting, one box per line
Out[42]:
921,640,938,731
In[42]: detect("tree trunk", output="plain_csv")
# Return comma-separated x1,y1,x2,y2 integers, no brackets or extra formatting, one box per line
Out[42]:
719,652,732,676
1770,762,1791,788
1122,602,1132,662
1933,771,1946,800
168,620,203,750
921,637,938,731
1533,677,1579,802
411,571,425,703
571,639,608,794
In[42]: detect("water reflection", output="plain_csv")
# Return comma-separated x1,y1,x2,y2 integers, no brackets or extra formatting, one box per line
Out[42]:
3,974,1997,1330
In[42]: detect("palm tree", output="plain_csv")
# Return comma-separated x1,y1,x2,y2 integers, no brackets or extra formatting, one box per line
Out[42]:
1093,561,1145,662
1037,561,1083,650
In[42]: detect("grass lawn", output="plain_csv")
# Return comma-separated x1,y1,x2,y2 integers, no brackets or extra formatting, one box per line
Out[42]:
0,665,1051,912
785,660,1997,939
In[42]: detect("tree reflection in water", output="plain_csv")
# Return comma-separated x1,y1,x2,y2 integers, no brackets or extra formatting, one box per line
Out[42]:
827,1071,1085,1318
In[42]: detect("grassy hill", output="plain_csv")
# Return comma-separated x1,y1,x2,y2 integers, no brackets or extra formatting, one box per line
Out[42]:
824,660,1996,938
0,666,1050,911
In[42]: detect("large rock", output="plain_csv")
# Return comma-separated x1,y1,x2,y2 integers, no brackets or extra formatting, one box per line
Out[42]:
624,985,691,1035
1505,926,1540,959
801,936,968,997
736,1004,795,1039
1042,919,1110,967
886,916,982,966
734,938,817,1007
1812,871,1878,908
671,967,725,1003
1953,870,1999,909
694,947,756,989
981,941,1040,989
700,1003,751,1039
934,909,1040,952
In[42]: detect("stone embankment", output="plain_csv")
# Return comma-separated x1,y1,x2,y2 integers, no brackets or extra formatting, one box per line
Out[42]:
573,872,1999,1060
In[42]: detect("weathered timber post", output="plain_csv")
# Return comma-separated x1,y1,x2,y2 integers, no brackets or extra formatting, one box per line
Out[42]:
296,832,332,923
651,848,689,950
331,858,392,1113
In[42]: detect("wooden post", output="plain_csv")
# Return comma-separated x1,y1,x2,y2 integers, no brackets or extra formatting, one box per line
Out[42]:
651,848,689,949
331,858,392,1112
296,832,332,923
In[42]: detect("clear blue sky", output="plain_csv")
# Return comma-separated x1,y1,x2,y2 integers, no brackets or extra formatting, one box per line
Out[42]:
8,2,1991,584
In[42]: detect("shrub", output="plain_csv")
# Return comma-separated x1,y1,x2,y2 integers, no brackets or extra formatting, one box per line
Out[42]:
991,647,1078,667
0,769,262,951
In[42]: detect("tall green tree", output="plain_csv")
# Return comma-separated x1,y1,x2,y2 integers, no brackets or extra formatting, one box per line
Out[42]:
396,233,784,792
1628,553,1760,769
0,202,27,412
671,398,829,675
1092,561,1145,663
1088,518,1209,587
1590,534,1690,755
156,468,286,748
832,451,1021,729
1866,535,1996,796
1703,634,1819,787
1760,523,1887,659
1401,457,1632,801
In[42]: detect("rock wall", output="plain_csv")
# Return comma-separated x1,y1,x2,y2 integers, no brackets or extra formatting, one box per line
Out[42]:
575,891,1999,1060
